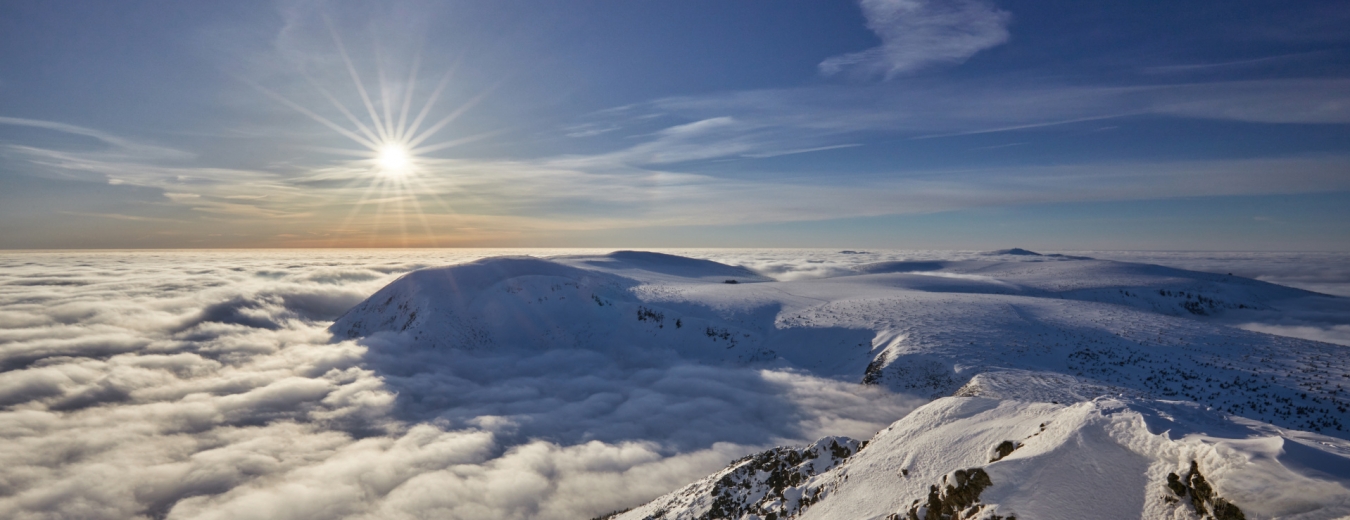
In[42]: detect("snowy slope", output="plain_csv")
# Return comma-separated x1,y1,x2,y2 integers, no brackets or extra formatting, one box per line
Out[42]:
335,250,1349,439
616,384,1350,520
852,253,1313,316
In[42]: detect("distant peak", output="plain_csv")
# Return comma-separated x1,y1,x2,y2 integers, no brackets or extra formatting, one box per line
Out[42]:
604,250,696,262
984,248,1041,256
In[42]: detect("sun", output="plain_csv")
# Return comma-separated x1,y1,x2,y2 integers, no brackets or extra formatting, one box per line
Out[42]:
375,143,412,176
250,21,498,246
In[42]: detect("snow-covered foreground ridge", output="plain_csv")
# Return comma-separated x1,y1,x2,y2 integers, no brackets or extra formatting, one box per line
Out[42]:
614,395,1350,520
334,250,1350,518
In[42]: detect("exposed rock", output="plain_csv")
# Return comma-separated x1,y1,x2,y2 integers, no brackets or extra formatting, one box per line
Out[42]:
1164,460,1246,520
627,437,862,520
862,352,888,385
1166,472,1187,497
989,441,1020,462
897,468,1010,520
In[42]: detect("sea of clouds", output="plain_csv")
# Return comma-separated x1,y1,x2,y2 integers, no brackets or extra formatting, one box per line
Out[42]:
0,248,1345,519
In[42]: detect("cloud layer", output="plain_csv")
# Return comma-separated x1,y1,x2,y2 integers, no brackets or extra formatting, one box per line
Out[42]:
0,250,927,520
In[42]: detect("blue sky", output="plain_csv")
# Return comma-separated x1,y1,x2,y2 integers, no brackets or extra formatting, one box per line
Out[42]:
1,0,1347,249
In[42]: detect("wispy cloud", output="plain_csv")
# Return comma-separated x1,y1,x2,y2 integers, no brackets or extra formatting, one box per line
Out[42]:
741,144,863,158
0,116,193,161
425,153,1350,230
609,78,1350,159
5,140,307,215
910,114,1136,139
819,0,1012,79
563,122,623,138
10,82,1350,247
1140,51,1325,74
1148,79,1350,124
546,117,765,169
58,211,182,223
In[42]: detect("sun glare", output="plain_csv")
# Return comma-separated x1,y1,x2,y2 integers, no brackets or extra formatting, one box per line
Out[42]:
252,22,498,246
376,143,412,176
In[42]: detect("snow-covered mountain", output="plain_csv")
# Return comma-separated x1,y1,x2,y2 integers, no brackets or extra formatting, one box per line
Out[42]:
334,250,1350,519
613,385,1350,520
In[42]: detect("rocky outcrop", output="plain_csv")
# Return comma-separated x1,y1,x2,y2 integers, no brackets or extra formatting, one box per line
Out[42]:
894,468,1010,520
1165,461,1245,520
624,437,862,520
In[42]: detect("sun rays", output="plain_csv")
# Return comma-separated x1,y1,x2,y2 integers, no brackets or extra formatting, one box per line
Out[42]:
246,16,496,247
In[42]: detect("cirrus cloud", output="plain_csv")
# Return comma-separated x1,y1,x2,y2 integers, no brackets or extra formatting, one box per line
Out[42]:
820,0,1012,78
